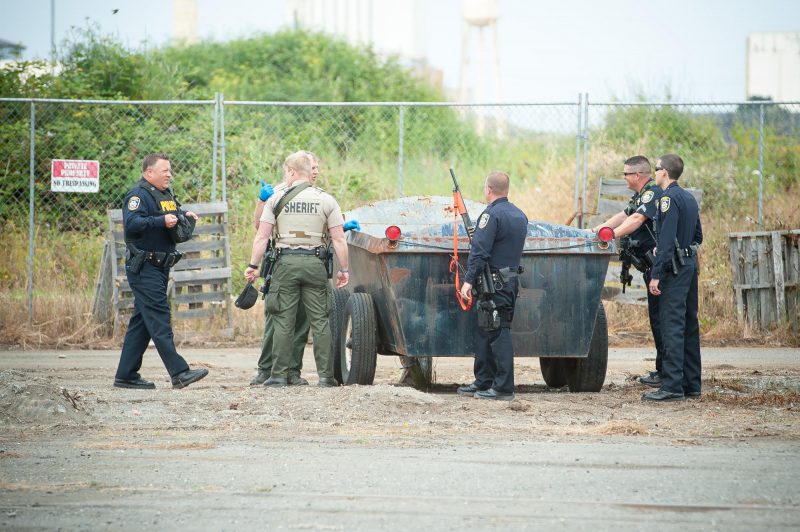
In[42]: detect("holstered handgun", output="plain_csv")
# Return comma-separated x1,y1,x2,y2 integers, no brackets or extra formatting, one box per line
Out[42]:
319,244,333,279
260,242,278,298
126,243,146,275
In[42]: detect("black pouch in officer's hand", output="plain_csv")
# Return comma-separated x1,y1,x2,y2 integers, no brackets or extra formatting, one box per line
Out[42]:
169,213,196,244
235,282,259,309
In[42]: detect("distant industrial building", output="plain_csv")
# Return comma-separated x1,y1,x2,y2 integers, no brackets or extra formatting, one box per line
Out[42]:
746,32,800,102
0,38,25,60
284,0,442,90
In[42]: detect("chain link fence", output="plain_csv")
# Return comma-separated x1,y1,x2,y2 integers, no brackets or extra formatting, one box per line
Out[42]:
1,96,798,330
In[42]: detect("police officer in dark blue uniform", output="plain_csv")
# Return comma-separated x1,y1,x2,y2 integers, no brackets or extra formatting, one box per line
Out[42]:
457,171,528,401
644,154,703,402
592,156,665,387
113,153,209,390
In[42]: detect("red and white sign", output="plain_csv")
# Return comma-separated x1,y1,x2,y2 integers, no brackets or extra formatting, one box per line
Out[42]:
51,159,100,193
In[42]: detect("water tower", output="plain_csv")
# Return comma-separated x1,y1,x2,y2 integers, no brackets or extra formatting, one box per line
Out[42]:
459,0,503,135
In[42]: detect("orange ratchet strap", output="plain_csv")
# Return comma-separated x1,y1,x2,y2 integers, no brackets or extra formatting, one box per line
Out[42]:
450,192,473,310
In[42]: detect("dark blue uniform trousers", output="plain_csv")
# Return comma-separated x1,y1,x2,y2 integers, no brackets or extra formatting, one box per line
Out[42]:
644,269,666,373
473,283,516,394
116,262,190,380
658,257,701,395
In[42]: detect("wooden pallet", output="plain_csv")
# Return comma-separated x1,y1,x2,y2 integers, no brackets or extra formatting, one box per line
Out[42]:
729,230,799,331
93,202,233,339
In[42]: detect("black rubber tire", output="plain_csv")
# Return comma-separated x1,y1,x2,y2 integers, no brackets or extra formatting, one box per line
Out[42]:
329,288,350,383
567,302,608,392
539,357,569,388
340,293,377,385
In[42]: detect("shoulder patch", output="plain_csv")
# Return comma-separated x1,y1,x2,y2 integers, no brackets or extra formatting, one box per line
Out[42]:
641,190,655,204
478,212,490,229
660,197,671,213
127,196,141,211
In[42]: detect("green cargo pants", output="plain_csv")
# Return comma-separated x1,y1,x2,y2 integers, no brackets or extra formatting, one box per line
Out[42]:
266,254,333,378
257,301,310,377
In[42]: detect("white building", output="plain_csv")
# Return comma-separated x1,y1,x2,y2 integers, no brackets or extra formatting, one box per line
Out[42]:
746,32,800,102
284,0,428,66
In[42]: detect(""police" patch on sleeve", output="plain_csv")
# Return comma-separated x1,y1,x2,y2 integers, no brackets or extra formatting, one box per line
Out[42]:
478,213,490,229
660,197,671,213
641,190,655,204
127,196,141,211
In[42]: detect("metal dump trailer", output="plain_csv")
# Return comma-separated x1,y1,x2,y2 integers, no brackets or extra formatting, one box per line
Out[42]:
330,196,616,392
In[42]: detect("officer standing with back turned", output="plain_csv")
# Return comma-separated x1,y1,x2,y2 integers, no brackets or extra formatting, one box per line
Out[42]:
644,154,703,402
113,153,209,390
457,171,528,401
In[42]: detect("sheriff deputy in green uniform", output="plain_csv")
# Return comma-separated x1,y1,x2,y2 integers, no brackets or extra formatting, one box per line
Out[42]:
244,151,349,387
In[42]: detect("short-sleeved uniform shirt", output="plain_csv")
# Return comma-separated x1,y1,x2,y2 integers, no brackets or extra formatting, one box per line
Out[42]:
626,180,662,257
261,182,344,249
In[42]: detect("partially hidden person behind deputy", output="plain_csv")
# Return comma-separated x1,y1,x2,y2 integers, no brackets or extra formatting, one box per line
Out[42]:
592,155,665,388
244,151,350,387
644,154,703,402
113,153,209,390
457,171,528,401
248,152,361,386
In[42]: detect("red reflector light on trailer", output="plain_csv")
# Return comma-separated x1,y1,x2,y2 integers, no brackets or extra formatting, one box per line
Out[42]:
385,225,402,241
597,227,615,242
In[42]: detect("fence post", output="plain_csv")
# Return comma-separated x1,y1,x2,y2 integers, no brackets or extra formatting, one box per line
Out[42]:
212,92,219,202
758,103,765,231
220,93,227,203
27,101,36,324
573,93,582,226
581,93,589,228
398,104,404,196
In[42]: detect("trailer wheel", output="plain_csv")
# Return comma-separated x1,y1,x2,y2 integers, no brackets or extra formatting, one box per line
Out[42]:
567,302,608,392
539,358,569,388
330,288,350,383
340,293,377,385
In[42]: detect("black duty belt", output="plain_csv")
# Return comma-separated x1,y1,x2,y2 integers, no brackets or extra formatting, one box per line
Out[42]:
278,247,322,256
145,250,182,268
679,244,700,257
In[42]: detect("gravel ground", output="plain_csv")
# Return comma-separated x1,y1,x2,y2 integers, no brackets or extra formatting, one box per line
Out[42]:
1,346,798,530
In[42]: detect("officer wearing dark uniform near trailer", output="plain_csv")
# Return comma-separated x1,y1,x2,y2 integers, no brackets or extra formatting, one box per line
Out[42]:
644,154,703,402
592,156,665,387
113,153,209,389
457,171,528,401
244,151,349,387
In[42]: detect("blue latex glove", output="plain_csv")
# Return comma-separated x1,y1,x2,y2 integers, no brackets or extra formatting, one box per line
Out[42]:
258,180,274,201
343,219,361,232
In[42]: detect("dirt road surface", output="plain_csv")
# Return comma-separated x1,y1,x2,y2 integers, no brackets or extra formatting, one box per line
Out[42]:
1,346,799,530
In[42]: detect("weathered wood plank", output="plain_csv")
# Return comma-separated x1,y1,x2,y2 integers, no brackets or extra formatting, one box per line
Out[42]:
172,267,231,283
172,257,228,271
729,235,744,323
758,236,775,327
175,308,219,320
176,239,226,253
772,231,786,324
173,291,227,305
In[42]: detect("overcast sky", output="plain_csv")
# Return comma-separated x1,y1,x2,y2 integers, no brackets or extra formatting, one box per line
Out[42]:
2,0,798,103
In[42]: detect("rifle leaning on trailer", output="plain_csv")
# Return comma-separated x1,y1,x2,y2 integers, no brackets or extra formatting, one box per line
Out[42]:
449,168,500,330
